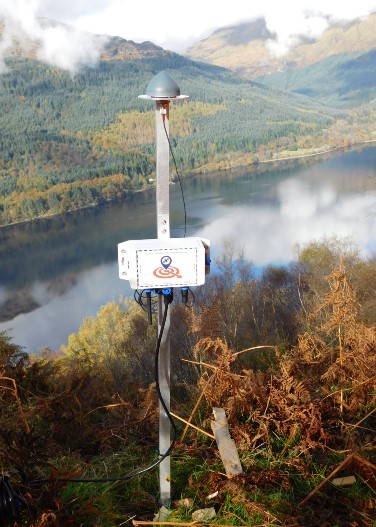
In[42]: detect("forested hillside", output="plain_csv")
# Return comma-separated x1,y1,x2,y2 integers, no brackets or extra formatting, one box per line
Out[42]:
256,48,376,108
0,51,352,227
0,51,358,229
184,11,376,117
185,12,376,80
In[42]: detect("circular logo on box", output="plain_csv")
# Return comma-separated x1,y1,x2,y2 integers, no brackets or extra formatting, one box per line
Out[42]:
153,256,182,279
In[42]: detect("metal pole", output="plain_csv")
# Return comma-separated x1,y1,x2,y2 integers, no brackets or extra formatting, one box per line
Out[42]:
139,71,188,504
155,99,171,504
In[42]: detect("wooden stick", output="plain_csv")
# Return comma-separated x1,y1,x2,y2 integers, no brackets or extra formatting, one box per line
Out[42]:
349,407,376,431
181,358,217,371
181,346,273,443
180,389,206,442
353,454,376,471
133,522,290,527
233,345,277,357
170,411,215,440
133,522,299,527
299,452,356,506
133,522,196,526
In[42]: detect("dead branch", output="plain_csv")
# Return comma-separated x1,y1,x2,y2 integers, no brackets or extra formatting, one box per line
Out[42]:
170,411,215,440
233,345,277,357
299,452,356,506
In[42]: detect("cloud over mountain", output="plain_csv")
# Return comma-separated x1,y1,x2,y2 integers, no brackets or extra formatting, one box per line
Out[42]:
0,0,107,73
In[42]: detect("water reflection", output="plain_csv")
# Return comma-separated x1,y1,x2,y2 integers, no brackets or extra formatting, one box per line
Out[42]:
0,146,375,353
197,175,375,266
0,262,132,354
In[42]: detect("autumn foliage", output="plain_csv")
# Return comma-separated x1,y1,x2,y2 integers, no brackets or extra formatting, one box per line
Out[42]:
0,242,375,526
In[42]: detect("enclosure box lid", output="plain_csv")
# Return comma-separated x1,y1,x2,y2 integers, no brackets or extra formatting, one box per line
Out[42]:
118,237,209,288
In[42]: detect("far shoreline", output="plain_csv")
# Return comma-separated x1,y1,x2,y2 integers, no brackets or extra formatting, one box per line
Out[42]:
259,138,376,164
1,140,375,231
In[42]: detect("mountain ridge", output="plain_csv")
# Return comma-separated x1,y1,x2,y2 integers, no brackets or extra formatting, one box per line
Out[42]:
0,16,375,227
0,17,166,63
185,12,376,79
0,50,352,227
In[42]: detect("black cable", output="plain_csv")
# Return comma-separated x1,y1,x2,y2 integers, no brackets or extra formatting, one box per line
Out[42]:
30,301,176,485
26,113,192,490
0,476,26,526
134,289,158,315
146,290,152,325
162,118,187,237
180,287,195,308
187,287,195,308
154,296,177,458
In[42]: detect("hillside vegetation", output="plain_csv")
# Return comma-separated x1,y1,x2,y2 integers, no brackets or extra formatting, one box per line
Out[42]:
0,239,375,525
1,19,376,228
0,52,354,227
256,48,376,108
185,12,376,80
185,13,376,114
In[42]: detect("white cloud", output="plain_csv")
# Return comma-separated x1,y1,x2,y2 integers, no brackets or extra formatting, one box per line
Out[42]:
36,25,107,72
0,261,125,353
35,0,109,21
278,179,337,219
261,0,376,56
1,0,376,65
0,0,107,73
32,0,376,53
196,177,376,266
70,0,253,51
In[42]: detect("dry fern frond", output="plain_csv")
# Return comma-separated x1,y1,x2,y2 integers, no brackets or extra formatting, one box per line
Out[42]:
183,262,374,467
0,373,30,433
321,260,359,330
189,301,222,339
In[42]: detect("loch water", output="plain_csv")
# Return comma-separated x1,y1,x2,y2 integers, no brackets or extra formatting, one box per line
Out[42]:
0,145,375,353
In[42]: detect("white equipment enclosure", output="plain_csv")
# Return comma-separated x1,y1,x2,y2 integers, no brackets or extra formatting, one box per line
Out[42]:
118,237,210,289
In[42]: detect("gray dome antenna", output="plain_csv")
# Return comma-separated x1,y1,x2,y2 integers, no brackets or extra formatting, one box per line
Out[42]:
139,71,188,101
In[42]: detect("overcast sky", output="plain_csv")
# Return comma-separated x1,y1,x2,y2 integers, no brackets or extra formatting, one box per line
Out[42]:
1,0,376,71
34,0,376,50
